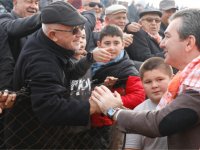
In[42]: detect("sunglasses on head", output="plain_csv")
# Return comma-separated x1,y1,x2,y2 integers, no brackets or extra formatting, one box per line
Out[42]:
88,2,103,8
53,25,84,35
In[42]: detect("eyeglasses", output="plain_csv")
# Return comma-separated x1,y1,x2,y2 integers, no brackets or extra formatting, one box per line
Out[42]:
142,18,161,23
53,25,84,35
88,2,103,8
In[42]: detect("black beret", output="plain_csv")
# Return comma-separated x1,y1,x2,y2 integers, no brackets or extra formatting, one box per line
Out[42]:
139,8,162,18
41,1,87,26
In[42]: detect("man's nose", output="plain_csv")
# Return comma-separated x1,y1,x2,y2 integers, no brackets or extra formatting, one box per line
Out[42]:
159,38,165,48
30,2,38,9
94,5,99,9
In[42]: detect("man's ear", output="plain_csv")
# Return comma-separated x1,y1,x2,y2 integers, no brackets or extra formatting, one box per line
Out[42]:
138,19,142,25
105,16,109,24
48,31,58,42
185,35,196,53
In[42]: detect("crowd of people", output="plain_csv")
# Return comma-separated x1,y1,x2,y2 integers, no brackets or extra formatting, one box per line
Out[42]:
0,0,200,149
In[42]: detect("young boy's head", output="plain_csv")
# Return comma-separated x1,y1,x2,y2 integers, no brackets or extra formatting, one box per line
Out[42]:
139,57,173,104
74,28,87,60
97,24,124,60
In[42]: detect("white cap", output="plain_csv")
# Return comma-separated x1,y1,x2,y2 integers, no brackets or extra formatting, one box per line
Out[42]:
105,4,127,15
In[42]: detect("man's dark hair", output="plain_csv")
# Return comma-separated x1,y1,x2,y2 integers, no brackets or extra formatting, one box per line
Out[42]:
170,8,200,50
99,24,124,42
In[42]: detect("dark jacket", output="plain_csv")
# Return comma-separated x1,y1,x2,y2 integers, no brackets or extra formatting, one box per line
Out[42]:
4,29,93,149
0,26,14,90
81,10,97,52
0,0,12,12
125,29,164,62
92,52,139,84
0,24,14,150
0,10,41,61
159,22,167,38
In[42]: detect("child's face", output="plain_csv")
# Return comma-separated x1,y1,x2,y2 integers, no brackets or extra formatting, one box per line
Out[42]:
79,29,87,51
98,36,124,60
74,29,87,60
142,69,172,104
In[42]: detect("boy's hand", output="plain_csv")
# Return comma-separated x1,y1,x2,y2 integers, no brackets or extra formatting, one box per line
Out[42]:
104,76,118,88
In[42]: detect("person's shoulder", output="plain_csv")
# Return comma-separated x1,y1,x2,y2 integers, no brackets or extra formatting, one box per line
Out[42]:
131,29,148,41
133,99,156,111
0,11,12,19
123,52,138,65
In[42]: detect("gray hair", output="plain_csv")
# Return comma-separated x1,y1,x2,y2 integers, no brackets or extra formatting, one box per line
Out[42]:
170,8,200,50
42,23,60,35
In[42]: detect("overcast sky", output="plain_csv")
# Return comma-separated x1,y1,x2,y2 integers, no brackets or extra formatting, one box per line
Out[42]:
133,0,200,9
146,0,200,8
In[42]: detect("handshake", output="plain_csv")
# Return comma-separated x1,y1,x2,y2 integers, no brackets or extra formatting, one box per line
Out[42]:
89,85,123,118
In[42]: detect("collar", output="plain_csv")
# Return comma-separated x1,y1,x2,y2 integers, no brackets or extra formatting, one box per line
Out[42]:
11,10,21,19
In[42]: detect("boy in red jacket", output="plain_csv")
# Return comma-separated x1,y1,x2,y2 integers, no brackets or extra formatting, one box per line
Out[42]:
91,24,145,148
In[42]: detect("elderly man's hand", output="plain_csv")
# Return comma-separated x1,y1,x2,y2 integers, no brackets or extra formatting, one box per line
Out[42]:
0,90,16,113
89,98,101,115
92,47,112,63
91,85,123,115
127,22,142,33
123,33,133,47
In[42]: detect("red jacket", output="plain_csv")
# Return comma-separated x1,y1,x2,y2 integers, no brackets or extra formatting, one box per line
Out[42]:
91,76,145,127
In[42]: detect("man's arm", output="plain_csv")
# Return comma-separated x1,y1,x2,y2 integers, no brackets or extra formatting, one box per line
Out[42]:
69,47,111,79
117,90,200,137
21,55,91,126
0,12,41,37
91,86,199,137
0,27,14,90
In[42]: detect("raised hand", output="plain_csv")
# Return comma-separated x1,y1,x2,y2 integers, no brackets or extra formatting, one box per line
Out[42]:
92,47,112,63
123,33,133,47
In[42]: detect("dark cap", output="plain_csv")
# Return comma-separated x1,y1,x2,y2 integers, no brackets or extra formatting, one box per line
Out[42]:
41,1,87,26
159,0,177,10
139,8,162,18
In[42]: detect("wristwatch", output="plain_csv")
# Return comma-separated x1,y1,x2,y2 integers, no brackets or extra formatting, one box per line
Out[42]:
107,107,120,119
86,52,95,63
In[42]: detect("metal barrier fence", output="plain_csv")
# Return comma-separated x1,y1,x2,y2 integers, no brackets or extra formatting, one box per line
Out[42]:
0,102,124,149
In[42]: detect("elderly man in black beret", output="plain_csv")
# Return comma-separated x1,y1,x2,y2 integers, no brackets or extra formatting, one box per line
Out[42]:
3,1,112,149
